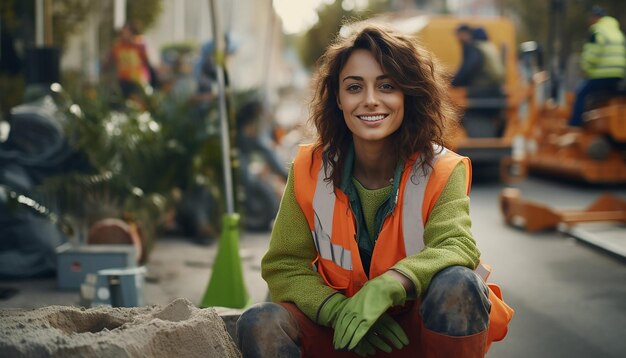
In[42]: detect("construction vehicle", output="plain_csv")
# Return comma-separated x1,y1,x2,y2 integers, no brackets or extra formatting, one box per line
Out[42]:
509,0,626,184
364,13,532,181
499,83,626,257
520,91,626,184
495,1,626,260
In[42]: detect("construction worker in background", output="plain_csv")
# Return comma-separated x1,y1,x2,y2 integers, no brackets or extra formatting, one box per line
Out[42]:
190,33,237,122
237,23,513,357
451,24,482,88
452,24,507,136
452,24,505,96
104,23,156,103
472,27,505,94
569,5,626,127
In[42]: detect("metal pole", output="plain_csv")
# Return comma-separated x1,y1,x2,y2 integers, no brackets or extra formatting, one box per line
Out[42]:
208,0,235,214
548,0,564,101
261,0,275,106
36,0,44,46
43,0,53,46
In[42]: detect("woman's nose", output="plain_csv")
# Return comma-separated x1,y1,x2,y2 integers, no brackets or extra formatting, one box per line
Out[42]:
364,88,379,107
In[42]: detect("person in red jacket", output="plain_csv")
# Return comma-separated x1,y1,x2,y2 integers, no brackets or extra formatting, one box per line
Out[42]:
237,22,513,357
105,23,154,101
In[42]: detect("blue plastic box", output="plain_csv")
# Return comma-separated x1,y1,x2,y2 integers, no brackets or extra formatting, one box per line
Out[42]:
56,243,136,290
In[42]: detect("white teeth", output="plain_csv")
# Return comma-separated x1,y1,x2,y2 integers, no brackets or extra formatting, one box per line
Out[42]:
359,114,385,121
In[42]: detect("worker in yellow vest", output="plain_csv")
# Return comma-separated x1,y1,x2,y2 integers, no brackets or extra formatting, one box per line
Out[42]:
569,5,626,126
237,22,513,357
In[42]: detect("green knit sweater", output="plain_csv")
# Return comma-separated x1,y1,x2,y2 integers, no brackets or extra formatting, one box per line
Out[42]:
261,162,480,323
352,178,392,245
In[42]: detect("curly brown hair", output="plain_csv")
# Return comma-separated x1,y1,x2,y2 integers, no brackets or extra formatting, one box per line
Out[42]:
309,22,458,187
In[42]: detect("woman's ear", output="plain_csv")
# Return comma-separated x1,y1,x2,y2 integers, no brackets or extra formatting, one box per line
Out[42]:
336,97,342,110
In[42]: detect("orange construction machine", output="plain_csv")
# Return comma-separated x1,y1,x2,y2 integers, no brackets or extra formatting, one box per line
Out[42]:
521,92,626,184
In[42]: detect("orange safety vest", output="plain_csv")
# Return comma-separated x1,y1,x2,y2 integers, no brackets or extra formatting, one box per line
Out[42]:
293,143,513,345
111,42,149,85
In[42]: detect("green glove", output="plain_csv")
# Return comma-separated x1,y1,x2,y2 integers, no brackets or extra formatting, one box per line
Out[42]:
352,314,409,356
352,337,376,357
317,292,348,328
333,273,407,350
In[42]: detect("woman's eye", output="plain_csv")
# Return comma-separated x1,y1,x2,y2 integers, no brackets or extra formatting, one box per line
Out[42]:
379,83,394,91
346,84,361,92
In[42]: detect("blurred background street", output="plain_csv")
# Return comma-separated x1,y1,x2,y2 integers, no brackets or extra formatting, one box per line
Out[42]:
1,0,626,357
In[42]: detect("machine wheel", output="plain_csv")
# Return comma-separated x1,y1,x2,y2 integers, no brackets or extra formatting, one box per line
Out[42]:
586,136,611,161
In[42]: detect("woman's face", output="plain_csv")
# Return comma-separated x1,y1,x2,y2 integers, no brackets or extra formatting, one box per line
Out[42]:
337,49,404,145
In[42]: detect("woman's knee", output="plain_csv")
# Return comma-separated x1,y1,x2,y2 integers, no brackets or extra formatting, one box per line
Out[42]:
237,302,289,335
420,266,491,336
237,303,300,358
429,266,488,297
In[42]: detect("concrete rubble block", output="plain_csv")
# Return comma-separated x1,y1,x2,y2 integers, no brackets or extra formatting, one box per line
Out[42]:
0,298,241,358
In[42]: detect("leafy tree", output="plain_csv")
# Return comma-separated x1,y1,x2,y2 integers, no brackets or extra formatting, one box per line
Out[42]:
1,0,96,50
126,0,163,34
296,0,392,69
52,0,96,49
1,0,29,117
295,0,349,69
0,0,20,32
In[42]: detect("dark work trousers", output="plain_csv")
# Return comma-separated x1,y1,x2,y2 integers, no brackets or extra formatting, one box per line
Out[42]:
569,77,621,127
236,266,491,358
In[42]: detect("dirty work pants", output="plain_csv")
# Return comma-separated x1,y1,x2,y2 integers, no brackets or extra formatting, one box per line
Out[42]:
237,266,491,358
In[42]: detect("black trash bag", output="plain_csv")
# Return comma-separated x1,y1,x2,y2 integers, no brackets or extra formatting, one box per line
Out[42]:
0,163,36,194
0,93,85,279
0,95,87,183
0,188,66,279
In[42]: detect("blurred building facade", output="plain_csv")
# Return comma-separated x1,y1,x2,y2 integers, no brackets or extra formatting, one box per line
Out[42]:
61,0,289,100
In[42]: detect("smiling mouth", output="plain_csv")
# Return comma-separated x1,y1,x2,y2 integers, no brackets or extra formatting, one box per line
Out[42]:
357,114,388,122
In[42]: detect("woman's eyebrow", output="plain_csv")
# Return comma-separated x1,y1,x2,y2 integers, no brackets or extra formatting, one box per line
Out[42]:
342,74,390,82
342,75,363,82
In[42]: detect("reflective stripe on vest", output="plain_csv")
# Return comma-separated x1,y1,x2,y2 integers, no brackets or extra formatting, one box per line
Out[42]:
312,162,352,270
401,146,445,255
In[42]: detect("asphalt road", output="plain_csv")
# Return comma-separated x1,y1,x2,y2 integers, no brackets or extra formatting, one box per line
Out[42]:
471,176,626,358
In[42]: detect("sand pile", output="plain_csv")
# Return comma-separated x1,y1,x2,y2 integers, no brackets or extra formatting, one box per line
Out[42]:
0,298,241,357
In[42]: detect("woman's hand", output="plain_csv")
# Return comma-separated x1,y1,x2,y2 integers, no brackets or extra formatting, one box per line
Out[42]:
352,313,409,356
333,273,408,351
